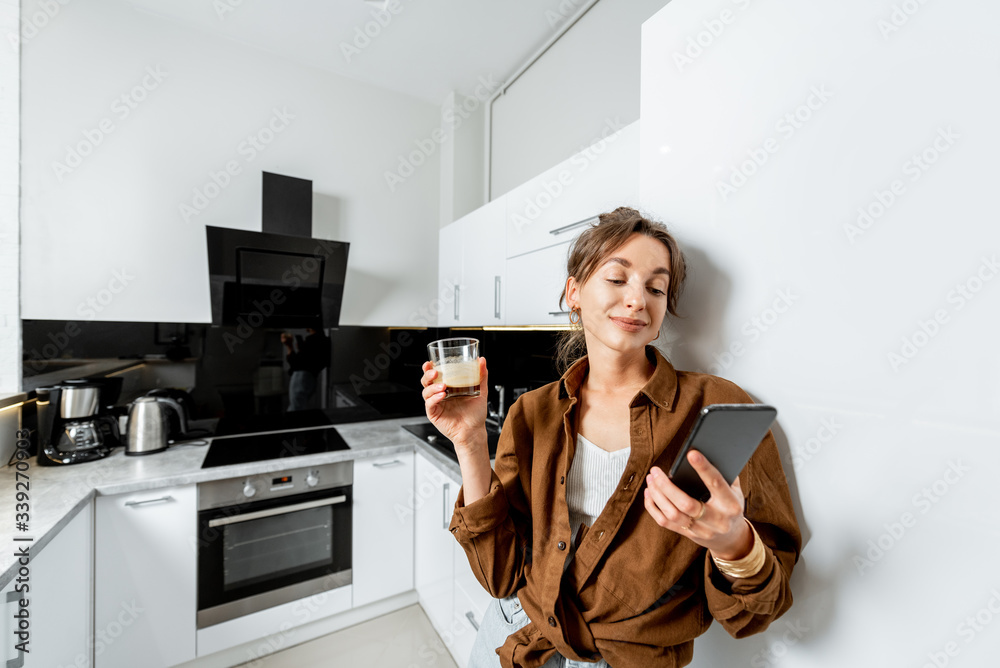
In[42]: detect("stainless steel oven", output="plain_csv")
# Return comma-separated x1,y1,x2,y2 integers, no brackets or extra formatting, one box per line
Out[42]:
197,460,352,628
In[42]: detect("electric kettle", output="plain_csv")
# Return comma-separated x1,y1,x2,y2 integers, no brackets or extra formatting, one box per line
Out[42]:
125,395,190,455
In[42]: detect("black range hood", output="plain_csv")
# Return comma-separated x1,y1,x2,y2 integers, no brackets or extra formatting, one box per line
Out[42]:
205,173,349,328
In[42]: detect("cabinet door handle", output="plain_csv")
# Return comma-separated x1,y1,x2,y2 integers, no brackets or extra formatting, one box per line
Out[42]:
494,276,502,319
208,495,347,528
442,482,451,530
5,589,25,667
124,495,174,507
549,215,599,236
454,286,460,320
548,311,571,317
465,610,479,631
373,459,403,468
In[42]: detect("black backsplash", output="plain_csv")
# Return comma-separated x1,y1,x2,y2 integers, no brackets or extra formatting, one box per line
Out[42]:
21,319,565,434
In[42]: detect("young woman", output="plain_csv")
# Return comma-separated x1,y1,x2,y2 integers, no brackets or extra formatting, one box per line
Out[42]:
420,208,801,668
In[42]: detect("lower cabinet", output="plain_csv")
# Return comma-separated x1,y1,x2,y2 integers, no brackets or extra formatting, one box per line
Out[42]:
95,485,197,668
451,541,493,668
414,451,494,668
414,452,456,635
2,501,93,667
352,451,415,608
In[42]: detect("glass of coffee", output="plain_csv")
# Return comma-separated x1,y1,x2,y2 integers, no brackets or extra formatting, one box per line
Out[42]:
427,338,481,399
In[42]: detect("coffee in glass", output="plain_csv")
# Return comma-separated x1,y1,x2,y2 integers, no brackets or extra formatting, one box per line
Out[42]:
427,338,481,398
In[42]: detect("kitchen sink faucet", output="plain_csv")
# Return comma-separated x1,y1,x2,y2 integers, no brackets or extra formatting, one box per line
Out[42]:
486,384,505,430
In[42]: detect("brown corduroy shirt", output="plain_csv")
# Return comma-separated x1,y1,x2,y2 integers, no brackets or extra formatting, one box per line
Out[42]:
449,346,801,668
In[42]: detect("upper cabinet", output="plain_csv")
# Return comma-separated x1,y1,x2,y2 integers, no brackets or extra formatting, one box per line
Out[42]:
438,197,506,327
504,121,640,260
438,121,639,327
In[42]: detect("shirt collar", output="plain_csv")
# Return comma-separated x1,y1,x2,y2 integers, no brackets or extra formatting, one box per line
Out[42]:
557,345,678,411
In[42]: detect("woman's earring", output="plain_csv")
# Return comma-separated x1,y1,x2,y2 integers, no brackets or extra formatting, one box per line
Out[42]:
569,308,581,325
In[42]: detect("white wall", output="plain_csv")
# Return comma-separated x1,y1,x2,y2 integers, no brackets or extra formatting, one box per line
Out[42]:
0,0,20,395
641,1,1000,666
489,0,668,198
19,0,440,327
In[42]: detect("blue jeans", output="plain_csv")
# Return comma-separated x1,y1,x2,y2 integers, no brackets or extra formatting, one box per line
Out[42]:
288,370,317,411
468,592,611,668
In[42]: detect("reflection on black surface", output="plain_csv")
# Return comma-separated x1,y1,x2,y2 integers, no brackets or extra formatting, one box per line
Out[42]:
213,408,332,437
201,426,351,468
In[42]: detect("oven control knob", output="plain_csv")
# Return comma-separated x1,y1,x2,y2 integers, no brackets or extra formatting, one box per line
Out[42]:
242,481,257,498
306,472,319,488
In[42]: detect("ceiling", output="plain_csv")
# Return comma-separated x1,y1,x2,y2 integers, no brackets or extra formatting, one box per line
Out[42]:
123,0,584,105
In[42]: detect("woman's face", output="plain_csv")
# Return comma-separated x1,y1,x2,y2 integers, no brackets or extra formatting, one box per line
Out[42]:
565,233,671,357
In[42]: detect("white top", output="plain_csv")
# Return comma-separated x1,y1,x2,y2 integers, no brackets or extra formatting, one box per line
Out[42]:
565,433,631,557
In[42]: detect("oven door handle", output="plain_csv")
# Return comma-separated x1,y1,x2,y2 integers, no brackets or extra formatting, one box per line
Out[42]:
208,495,348,528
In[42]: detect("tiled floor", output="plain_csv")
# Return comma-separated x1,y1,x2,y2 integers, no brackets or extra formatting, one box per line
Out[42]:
234,604,458,668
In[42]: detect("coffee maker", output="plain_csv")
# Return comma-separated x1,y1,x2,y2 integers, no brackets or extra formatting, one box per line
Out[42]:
36,378,123,466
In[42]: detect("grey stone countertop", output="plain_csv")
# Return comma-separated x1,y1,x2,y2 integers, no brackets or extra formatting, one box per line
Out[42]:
0,416,466,589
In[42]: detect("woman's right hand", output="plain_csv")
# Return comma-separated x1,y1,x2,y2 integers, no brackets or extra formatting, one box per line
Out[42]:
420,357,489,456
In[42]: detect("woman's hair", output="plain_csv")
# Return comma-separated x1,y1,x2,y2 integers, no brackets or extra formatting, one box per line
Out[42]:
554,207,686,374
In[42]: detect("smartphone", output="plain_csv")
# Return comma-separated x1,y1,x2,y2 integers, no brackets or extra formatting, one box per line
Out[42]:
667,404,778,502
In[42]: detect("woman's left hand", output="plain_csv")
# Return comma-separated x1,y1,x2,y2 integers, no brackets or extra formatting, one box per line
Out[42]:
643,450,754,561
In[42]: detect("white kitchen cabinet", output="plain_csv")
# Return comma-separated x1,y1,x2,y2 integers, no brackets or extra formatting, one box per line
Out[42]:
1,502,93,668
504,241,574,327
27,502,93,668
438,221,464,327
0,578,20,667
457,196,506,326
439,196,507,327
451,540,493,668
504,121,640,260
413,452,456,636
95,485,197,668
352,451,415,608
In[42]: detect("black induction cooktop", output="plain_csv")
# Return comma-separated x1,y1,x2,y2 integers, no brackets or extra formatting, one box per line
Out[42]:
200,426,351,468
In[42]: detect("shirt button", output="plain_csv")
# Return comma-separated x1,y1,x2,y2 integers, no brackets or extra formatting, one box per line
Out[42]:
548,616,557,627
560,476,565,484
558,541,566,550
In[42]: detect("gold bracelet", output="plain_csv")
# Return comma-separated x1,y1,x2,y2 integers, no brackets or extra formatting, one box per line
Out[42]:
711,519,767,579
